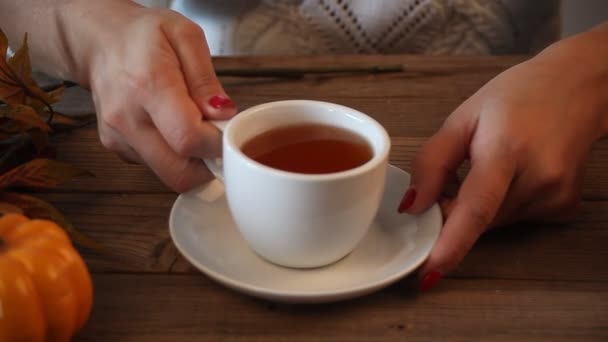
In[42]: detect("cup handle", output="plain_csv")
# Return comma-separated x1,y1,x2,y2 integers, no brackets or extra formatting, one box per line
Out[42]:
203,120,230,182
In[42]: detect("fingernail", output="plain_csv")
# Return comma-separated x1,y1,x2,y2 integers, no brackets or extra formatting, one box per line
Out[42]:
398,188,417,213
419,271,443,292
209,95,235,109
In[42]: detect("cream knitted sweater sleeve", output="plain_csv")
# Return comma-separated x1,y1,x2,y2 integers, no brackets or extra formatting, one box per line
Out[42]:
171,0,560,56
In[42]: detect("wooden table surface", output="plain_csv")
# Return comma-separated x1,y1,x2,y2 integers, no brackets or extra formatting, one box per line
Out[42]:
46,55,607,341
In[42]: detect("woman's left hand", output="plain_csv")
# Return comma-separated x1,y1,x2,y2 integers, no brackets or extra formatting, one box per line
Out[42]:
400,24,608,291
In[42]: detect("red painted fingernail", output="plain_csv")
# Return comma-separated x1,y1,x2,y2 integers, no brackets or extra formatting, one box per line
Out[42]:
419,271,443,292
398,188,417,213
209,95,235,109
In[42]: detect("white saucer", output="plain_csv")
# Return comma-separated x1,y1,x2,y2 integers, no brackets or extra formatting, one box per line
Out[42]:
169,165,442,303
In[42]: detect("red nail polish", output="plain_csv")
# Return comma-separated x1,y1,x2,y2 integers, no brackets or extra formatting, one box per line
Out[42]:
398,188,417,213
419,271,442,292
209,95,235,109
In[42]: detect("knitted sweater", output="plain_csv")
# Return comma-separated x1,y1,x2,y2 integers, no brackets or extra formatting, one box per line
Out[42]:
170,0,561,56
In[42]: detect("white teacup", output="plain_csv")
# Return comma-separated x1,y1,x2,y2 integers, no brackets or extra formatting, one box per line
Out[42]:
204,100,390,268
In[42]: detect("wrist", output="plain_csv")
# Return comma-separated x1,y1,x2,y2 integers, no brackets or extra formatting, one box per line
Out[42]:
54,0,142,87
535,23,608,138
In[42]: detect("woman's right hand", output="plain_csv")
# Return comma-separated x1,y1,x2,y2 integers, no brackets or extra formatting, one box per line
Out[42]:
67,0,236,192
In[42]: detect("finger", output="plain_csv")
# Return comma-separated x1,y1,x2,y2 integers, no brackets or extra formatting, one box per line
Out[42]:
165,19,237,119
93,93,142,164
116,145,143,165
143,78,224,159
127,121,213,193
419,151,515,289
99,124,144,164
400,116,470,214
438,197,456,220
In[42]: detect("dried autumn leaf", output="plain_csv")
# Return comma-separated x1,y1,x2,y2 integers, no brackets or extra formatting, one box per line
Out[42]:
0,27,7,61
49,112,96,129
0,29,99,251
8,34,33,84
0,30,53,107
0,158,92,190
0,29,25,103
0,104,50,132
30,85,64,116
45,85,64,104
49,112,80,126
0,191,105,251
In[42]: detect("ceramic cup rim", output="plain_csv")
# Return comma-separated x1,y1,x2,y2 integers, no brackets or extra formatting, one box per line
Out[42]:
222,100,390,182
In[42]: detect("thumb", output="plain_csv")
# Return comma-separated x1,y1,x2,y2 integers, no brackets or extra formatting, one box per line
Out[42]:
167,20,237,120
398,115,471,214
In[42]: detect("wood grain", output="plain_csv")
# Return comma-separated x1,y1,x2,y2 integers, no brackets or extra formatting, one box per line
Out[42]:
33,56,608,341
52,128,608,200
53,128,169,193
51,57,608,199
41,192,608,283
75,274,607,342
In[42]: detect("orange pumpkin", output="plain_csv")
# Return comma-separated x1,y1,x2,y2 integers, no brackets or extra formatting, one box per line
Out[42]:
0,214,93,342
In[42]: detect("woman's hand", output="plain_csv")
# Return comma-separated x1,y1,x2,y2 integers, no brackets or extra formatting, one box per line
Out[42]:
400,24,608,290
71,1,237,192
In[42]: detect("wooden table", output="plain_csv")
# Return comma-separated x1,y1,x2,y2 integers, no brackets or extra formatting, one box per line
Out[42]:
46,55,608,341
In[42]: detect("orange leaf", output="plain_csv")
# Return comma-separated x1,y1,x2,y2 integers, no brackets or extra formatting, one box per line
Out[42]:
0,191,105,251
50,112,96,129
51,112,80,126
45,85,64,105
8,33,34,85
0,104,50,132
0,31,54,106
0,33,22,104
0,158,93,190
0,75,22,104
0,28,8,61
